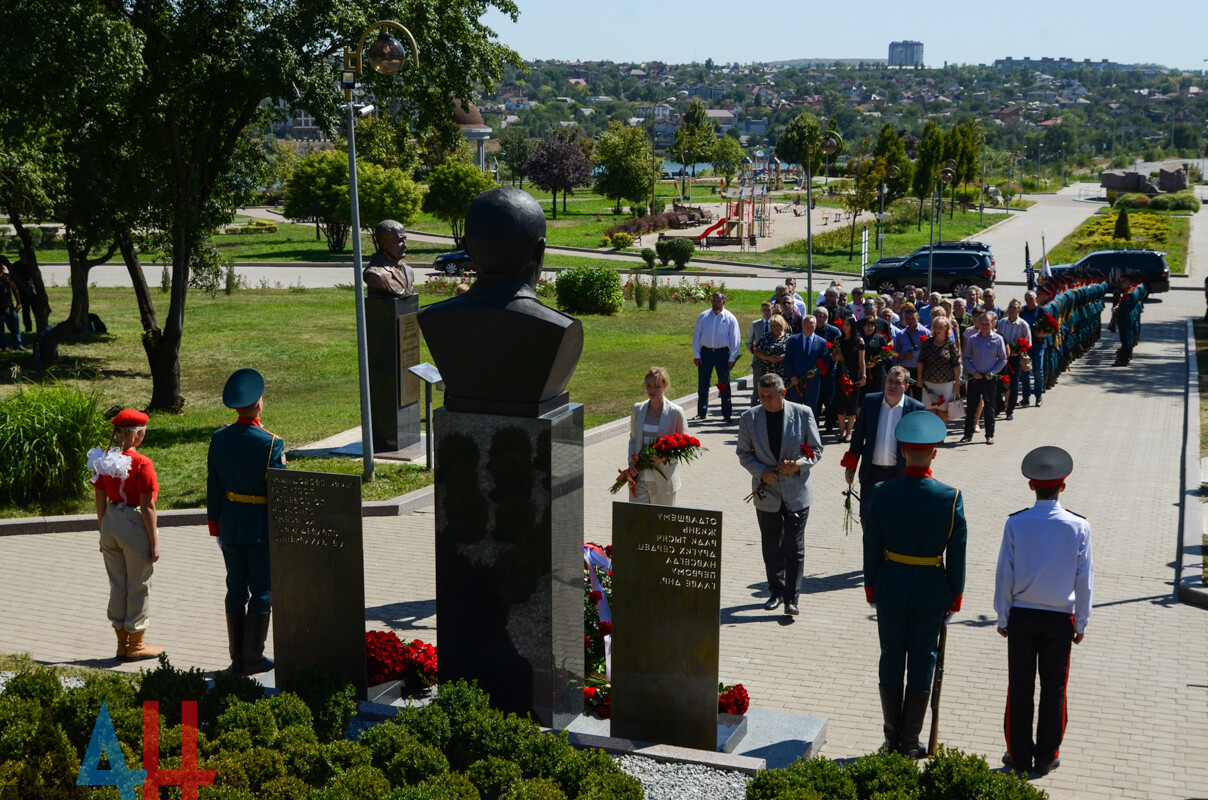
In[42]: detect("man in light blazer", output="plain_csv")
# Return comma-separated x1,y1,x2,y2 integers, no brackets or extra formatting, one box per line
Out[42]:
737,372,824,616
841,366,926,522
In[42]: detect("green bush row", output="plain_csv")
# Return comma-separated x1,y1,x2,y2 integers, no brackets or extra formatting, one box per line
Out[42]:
0,383,110,506
0,659,643,800
554,267,625,315
747,747,1046,800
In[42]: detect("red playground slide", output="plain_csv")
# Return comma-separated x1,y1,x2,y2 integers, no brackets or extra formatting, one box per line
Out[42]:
698,218,728,240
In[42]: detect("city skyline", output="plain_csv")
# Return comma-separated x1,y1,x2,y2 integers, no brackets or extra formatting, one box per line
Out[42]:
481,0,1207,72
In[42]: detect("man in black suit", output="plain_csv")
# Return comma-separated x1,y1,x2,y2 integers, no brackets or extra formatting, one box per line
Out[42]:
840,366,926,521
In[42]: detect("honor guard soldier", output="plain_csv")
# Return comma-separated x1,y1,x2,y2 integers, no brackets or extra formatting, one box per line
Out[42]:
863,411,966,757
207,368,286,675
994,446,1093,777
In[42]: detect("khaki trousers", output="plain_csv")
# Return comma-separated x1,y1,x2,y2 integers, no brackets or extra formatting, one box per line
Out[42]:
99,503,154,632
633,482,676,507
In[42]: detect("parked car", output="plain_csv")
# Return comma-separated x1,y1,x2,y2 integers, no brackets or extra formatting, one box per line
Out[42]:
1055,249,1171,293
434,249,473,276
864,241,996,296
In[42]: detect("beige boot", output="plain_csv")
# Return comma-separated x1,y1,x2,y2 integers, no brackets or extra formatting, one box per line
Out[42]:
125,630,163,660
115,628,129,659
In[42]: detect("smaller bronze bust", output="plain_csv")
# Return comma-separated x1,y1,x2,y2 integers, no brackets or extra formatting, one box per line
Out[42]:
418,187,583,417
363,220,415,298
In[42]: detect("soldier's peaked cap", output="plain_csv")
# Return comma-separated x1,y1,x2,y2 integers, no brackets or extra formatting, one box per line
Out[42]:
895,410,946,450
1021,446,1073,487
223,368,265,409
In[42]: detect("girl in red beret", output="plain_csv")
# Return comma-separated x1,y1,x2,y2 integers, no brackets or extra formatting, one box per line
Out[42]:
87,408,163,660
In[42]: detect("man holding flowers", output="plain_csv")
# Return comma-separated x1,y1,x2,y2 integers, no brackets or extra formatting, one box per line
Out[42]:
737,373,824,616
996,299,1032,421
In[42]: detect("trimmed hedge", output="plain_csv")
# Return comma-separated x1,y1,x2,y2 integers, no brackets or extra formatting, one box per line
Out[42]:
554,267,625,315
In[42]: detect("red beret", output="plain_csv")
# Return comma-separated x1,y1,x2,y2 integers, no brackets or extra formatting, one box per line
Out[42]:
112,408,149,427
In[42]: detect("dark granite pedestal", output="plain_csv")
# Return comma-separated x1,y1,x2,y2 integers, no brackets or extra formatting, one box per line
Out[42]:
432,404,584,730
366,294,421,452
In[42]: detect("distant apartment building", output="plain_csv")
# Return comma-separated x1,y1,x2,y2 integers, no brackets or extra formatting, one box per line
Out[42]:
888,41,924,68
993,57,1130,74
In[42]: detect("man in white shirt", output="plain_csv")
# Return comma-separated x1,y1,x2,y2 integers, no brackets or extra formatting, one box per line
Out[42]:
841,366,925,521
692,292,741,423
994,446,1093,777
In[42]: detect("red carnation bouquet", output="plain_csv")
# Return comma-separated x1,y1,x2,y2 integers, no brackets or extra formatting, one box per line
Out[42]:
718,683,750,716
611,433,707,495
744,443,814,503
1032,311,1058,338
402,639,438,687
1008,336,1030,356
869,344,898,365
365,630,437,687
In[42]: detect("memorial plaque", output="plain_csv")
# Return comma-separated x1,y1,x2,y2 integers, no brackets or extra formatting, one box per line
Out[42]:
611,503,722,750
398,313,421,407
367,294,421,451
268,470,367,698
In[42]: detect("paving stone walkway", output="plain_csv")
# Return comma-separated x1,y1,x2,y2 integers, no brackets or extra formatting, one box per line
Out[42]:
2,198,1205,799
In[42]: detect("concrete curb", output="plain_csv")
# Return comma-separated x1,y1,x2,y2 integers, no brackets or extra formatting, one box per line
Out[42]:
1179,319,1207,608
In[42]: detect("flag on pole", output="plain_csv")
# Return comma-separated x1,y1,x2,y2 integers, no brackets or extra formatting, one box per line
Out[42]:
1041,234,1052,279
1025,242,1035,290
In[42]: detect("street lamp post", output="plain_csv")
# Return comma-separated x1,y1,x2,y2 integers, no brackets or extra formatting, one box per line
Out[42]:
979,154,986,225
805,129,842,306
1037,141,1043,191
341,21,419,481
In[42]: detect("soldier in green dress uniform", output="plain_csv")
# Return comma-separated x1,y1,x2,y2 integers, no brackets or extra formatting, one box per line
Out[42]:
863,411,967,757
207,368,286,675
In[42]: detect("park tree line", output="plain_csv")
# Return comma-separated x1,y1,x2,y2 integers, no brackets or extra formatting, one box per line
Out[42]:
0,0,521,412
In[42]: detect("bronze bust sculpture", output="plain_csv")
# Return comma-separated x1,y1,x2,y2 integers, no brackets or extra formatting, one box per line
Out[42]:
363,219,415,298
418,186,583,417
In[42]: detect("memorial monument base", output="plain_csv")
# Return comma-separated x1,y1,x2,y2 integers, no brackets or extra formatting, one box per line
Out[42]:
366,294,421,453
432,403,584,730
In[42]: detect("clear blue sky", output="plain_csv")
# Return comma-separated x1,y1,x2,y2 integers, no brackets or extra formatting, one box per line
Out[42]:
482,0,1207,72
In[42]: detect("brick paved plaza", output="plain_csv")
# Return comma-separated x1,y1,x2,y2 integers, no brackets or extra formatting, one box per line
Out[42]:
1,192,1205,799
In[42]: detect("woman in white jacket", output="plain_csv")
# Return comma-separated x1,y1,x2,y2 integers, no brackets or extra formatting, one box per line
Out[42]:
625,367,687,506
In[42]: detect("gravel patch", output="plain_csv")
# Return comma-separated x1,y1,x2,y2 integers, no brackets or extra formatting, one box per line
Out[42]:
617,754,751,800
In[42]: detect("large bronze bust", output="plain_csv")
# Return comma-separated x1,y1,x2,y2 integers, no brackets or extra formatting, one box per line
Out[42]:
363,219,414,298
418,187,583,417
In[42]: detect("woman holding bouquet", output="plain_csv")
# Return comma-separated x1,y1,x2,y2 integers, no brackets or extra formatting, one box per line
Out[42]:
917,316,962,423
625,367,687,506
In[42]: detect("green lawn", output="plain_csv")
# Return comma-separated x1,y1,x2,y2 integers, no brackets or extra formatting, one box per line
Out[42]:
693,210,1005,272
0,285,768,517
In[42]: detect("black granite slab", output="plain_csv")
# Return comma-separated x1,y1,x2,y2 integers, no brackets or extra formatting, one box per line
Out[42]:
366,294,421,451
610,504,722,751
432,404,584,729
268,470,368,699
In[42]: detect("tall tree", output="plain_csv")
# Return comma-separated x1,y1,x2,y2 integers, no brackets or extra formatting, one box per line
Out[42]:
496,125,534,188
711,136,746,187
842,158,886,260
421,158,496,245
593,121,657,214
872,123,913,202
776,112,822,183
524,138,591,220
671,100,716,178
912,120,945,230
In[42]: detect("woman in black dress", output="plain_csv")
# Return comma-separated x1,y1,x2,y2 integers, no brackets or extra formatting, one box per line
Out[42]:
834,316,866,442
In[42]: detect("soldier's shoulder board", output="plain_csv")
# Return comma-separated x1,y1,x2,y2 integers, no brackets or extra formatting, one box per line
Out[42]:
1064,509,1086,519
1007,508,1029,517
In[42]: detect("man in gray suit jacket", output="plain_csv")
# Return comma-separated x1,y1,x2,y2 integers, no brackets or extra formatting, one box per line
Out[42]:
737,373,824,616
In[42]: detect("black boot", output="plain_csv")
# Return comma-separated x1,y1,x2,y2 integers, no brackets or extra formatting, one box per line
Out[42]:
242,612,274,675
878,684,903,751
224,613,244,674
899,687,931,759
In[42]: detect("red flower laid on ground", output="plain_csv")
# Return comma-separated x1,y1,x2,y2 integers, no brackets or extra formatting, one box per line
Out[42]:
365,630,405,686
589,590,603,605
584,634,591,650
584,686,598,702
401,639,438,687
601,698,612,719
718,683,750,716
599,621,612,636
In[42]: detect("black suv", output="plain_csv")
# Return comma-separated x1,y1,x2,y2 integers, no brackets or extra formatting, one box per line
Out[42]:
863,241,996,296
1056,250,1170,293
